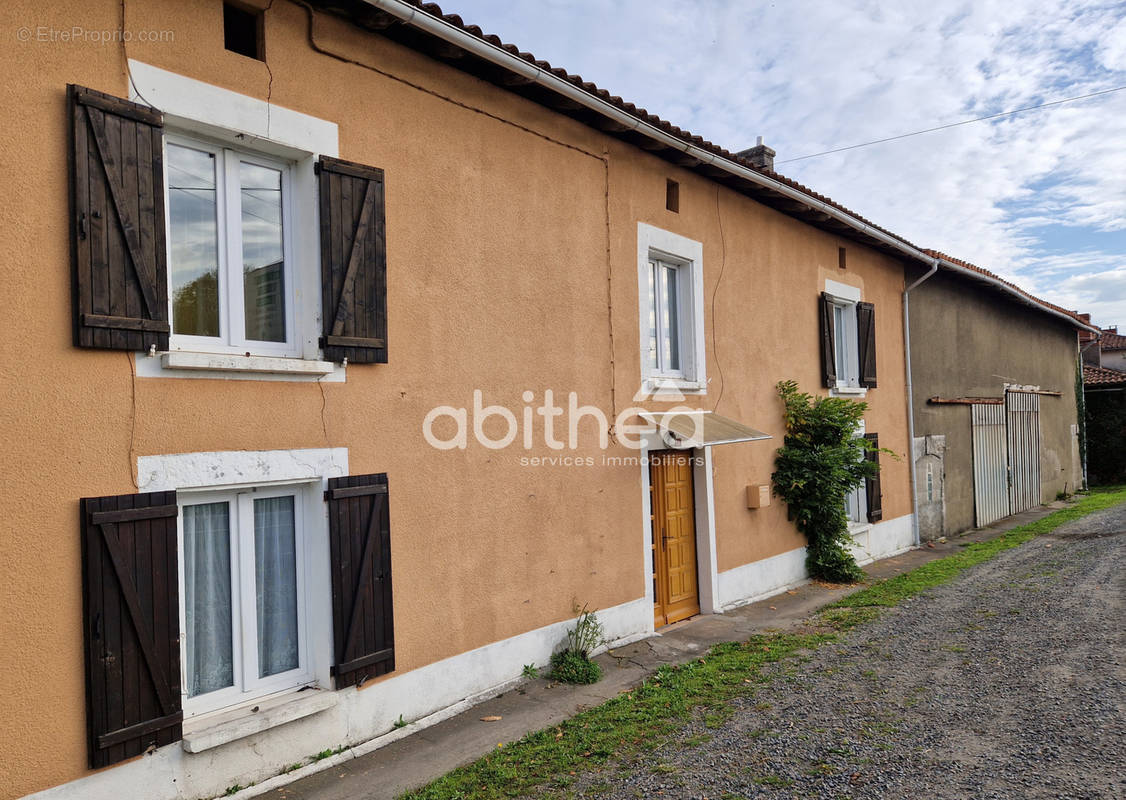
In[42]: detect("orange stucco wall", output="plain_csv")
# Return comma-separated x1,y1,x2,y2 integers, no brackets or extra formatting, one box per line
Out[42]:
0,1,911,796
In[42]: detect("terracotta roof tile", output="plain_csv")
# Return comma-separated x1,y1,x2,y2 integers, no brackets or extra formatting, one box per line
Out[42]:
322,2,1098,334
1100,331,1126,351
923,250,1091,328
1083,364,1126,386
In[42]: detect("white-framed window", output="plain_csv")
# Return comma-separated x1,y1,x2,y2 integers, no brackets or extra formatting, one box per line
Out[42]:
824,279,863,393
846,418,869,527
127,60,343,381
178,483,312,716
646,255,688,377
166,134,299,358
637,223,706,392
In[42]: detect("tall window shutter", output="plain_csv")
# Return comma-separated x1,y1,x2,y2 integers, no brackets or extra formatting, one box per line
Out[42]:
69,85,169,352
857,301,877,388
819,292,836,388
326,474,395,688
864,432,883,522
80,491,181,768
317,156,388,364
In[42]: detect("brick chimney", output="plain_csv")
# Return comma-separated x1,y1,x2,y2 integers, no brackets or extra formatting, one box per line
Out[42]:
737,136,775,171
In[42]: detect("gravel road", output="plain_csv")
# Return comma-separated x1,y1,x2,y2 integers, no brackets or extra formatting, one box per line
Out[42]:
573,502,1126,799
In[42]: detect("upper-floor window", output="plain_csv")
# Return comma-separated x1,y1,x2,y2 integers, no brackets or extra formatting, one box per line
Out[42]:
831,298,860,389
166,136,298,357
637,223,706,392
820,279,877,393
646,256,687,377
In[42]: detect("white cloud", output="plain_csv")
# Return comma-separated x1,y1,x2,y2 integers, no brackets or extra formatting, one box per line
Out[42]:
442,0,1126,326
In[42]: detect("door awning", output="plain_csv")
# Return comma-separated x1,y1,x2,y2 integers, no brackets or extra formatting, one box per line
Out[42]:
639,411,772,448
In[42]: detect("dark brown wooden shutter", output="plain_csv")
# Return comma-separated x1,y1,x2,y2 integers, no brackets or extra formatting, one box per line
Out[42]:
326,473,395,688
70,85,169,351
864,432,883,522
819,292,836,388
81,491,181,768
857,301,877,388
317,156,387,364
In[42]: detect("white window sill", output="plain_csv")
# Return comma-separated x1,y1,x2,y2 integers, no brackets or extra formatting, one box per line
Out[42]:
135,351,345,382
182,688,337,753
831,386,868,397
643,376,708,396
848,522,872,538
164,351,334,374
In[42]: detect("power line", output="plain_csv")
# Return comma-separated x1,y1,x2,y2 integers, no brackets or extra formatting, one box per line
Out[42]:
775,85,1126,164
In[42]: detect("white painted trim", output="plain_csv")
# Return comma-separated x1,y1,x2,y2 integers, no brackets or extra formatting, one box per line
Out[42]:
25,596,651,800
850,513,915,565
824,278,861,304
127,61,342,378
137,448,348,492
127,61,339,157
136,351,346,382
693,447,719,614
717,515,917,609
637,223,706,393
158,351,335,375
717,545,809,612
182,690,338,753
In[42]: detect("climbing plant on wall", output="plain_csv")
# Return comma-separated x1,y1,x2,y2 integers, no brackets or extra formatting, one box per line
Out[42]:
771,380,881,583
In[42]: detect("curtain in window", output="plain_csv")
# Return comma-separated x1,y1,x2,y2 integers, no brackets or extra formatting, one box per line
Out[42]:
254,496,299,677
183,502,234,697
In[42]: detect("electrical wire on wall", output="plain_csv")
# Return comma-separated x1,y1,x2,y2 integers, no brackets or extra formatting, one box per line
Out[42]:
710,185,728,413
290,0,618,436
126,351,139,489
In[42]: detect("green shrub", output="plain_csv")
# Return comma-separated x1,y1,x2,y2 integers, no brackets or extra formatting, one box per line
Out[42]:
771,380,882,583
550,649,602,684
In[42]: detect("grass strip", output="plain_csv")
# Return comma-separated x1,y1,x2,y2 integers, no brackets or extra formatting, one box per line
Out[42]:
401,486,1126,800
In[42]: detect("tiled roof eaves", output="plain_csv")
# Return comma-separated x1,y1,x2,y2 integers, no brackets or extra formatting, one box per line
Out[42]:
1099,332,1126,350
313,0,927,259
923,250,1096,332
319,2,1100,336
1083,364,1126,386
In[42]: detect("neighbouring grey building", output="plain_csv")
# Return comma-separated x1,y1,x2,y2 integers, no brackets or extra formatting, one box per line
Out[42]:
907,251,1095,539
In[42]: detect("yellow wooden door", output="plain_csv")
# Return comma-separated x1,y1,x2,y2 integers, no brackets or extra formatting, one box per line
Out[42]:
650,451,700,628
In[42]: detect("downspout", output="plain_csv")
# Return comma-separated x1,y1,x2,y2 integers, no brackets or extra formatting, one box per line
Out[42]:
904,258,939,547
1078,331,1102,489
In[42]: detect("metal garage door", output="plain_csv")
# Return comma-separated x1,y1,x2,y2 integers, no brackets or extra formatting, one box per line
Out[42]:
1006,391,1041,513
972,403,1010,526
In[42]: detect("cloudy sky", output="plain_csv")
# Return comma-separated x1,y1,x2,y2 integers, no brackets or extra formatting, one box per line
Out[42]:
444,0,1126,328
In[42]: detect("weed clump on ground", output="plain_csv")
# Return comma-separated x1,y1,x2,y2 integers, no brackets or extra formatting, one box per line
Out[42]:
551,604,605,685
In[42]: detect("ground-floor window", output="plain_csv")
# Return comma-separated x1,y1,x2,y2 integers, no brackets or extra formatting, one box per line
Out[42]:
180,485,310,714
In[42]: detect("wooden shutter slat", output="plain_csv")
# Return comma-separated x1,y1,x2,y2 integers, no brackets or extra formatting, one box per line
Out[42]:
75,87,163,126
864,432,883,523
318,156,387,364
91,503,178,524
819,292,836,389
82,313,171,333
70,84,168,352
326,484,389,501
81,491,182,768
327,473,395,689
334,648,394,676
857,301,877,388
96,710,183,750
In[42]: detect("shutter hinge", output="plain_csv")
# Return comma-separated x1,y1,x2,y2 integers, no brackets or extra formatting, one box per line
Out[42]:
78,212,87,240
314,160,322,175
